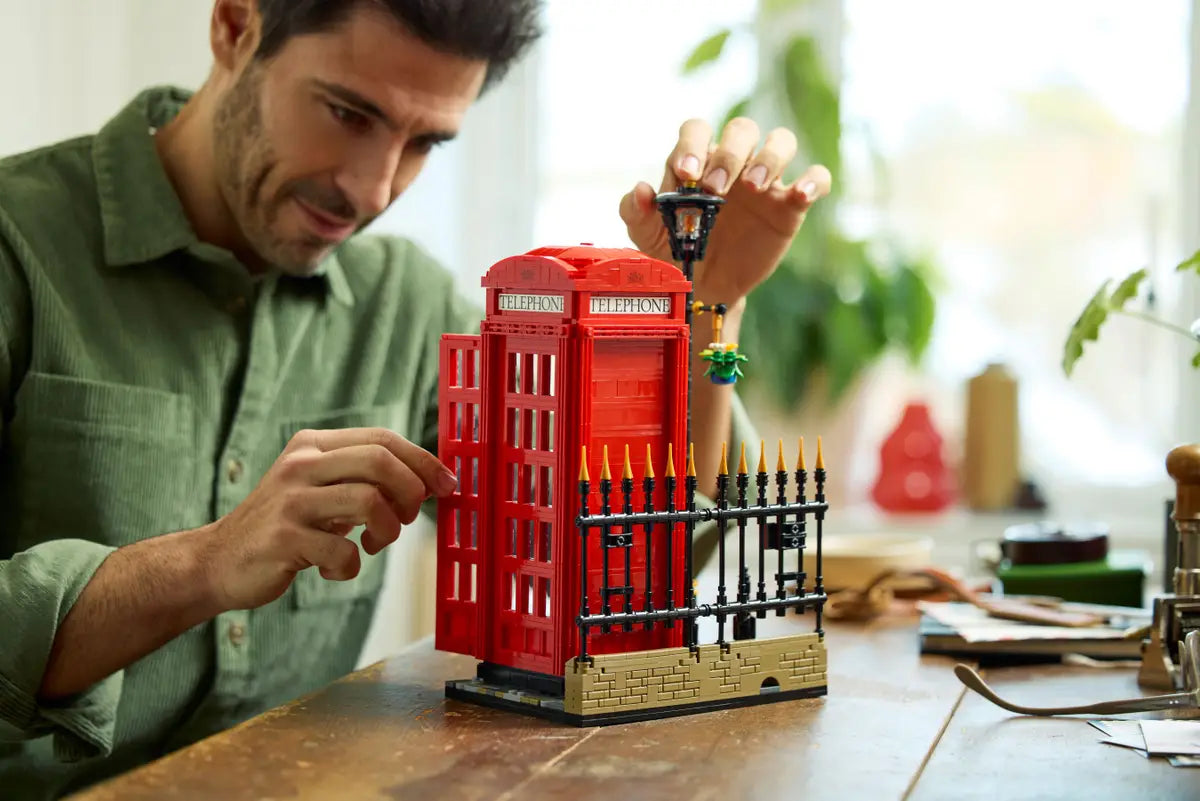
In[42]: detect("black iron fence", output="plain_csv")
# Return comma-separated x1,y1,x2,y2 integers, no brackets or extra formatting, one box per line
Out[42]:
574,440,827,662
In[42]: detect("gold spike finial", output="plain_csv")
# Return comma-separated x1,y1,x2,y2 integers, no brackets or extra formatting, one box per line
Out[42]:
579,446,590,482
798,437,806,471
777,439,787,473
719,442,729,476
665,443,676,478
622,444,633,480
758,439,768,474
816,436,825,470
687,443,697,477
644,444,655,479
738,442,748,475
601,445,612,481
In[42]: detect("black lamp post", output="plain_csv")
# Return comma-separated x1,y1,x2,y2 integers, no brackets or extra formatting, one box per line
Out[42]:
655,180,724,460
656,180,724,622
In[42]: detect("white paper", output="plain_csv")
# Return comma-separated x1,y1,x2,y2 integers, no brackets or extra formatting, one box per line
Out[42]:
1138,720,1200,756
918,601,1148,644
1093,720,1148,756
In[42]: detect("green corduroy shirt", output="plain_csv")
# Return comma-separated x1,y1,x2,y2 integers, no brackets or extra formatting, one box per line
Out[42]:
0,85,757,800
0,86,481,799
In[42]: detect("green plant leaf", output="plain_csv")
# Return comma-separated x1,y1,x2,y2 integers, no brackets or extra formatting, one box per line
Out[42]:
1110,267,1146,309
1176,249,1200,274
781,36,841,183
1062,280,1112,376
888,264,937,363
761,0,808,14
1193,350,1200,368
825,299,872,401
682,29,731,74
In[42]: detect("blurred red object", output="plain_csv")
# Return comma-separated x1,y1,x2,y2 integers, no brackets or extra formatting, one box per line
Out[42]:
871,402,955,513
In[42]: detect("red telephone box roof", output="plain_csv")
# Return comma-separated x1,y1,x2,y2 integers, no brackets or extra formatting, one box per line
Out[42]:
481,245,690,293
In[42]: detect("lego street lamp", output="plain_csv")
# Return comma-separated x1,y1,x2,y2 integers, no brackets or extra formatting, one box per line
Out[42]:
655,180,725,447
656,180,724,628
656,180,724,269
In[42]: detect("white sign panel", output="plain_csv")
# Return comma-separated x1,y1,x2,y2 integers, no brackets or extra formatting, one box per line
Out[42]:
498,293,564,313
589,296,671,315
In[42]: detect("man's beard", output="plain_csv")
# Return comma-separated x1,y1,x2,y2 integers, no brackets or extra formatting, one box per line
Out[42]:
212,66,361,274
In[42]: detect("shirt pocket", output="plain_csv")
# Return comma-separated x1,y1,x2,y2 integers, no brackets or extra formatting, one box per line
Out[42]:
277,402,410,608
6,372,195,550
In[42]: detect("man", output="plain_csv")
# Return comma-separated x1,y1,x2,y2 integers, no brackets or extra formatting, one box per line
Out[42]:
0,0,831,797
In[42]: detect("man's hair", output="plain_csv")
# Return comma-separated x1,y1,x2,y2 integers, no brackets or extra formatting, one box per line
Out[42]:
255,0,543,89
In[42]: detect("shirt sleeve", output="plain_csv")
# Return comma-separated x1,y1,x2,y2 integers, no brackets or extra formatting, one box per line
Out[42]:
0,541,123,762
0,231,122,762
689,389,761,576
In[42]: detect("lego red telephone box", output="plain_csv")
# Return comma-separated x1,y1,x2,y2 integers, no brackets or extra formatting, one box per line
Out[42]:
437,245,692,681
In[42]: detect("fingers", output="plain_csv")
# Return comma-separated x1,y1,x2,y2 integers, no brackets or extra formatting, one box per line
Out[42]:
292,443,428,524
618,181,658,227
663,118,714,190
701,117,760,195
786,163,834,208
292,427,457,497
300,483,404,555
741,127,798,192
663,118,809,200
294,529,363,581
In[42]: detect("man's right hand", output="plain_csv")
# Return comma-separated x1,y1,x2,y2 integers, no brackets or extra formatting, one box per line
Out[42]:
198,428,458,612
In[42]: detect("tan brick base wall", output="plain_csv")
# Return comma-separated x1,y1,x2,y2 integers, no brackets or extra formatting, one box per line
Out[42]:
564,633,827,715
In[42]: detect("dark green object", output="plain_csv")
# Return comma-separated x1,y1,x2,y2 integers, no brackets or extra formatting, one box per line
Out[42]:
996,550,1150,609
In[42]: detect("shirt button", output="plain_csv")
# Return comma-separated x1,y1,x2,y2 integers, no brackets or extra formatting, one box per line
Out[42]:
228,623,246,646
227,459,245,483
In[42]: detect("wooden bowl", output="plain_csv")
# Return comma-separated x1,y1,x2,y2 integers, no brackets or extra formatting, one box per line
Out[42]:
819,533,935,591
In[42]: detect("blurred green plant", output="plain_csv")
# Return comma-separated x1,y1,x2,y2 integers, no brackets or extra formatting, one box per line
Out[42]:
1062,249,1200,375
681,3,938,411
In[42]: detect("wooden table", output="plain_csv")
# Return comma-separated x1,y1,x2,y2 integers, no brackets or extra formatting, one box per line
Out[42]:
69,614,1198,801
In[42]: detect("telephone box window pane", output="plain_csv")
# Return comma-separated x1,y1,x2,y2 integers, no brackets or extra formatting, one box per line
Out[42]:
530,352,539,394
524,519,536,561
540,465,553,508
524,576,535,615
469,563,477,603
508,351,519,393
522,353,535,394
467,403,479,442
527,409,538,451
507,518,518,556
539,354,552,396
469,510,478,549
507,408,520,448
547,410,555,451
523,465,536,505
509,463,519,502
451,562,459,600
508,573,517,611
539,577,551,618
540,522,552,562
548,354,557,396
471,457,480,496
452,509,460,547
454,349,463,388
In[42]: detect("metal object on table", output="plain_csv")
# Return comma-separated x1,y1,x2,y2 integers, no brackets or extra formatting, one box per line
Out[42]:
956,629,1200,716
1140,443,1200,690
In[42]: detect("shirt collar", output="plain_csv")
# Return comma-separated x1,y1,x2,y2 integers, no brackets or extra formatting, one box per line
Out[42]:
92,85,354,307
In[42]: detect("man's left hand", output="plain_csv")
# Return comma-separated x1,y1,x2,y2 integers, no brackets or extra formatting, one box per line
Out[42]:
619,117,832,307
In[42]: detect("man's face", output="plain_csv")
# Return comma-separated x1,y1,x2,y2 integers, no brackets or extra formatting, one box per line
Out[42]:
212,6,487,274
